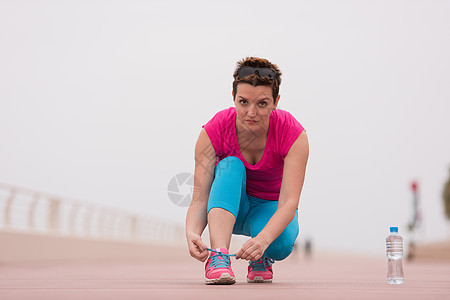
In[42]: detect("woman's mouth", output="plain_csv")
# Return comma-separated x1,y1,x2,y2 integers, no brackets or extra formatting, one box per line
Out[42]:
246,120,257,124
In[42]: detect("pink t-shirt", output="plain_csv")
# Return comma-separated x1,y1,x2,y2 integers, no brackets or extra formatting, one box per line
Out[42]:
203,107,304,200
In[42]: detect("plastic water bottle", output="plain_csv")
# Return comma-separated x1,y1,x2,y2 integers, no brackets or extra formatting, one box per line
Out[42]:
386,227,404,284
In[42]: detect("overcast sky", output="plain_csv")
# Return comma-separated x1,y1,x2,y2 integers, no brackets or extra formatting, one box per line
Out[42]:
1,0,449,255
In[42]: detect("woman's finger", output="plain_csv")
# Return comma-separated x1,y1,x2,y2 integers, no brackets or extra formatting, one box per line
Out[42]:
189,237,206,255
237,238,258,259
238,243,260,260
189,244,209,261
236,244,248,259
243,248,261,261
200,250,209,262
192,238,207,252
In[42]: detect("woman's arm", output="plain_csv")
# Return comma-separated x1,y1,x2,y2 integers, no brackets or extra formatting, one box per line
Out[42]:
236,131,309,260
185,128,217,261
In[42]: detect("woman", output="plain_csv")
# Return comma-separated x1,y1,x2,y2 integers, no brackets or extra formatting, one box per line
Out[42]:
186,57,309,284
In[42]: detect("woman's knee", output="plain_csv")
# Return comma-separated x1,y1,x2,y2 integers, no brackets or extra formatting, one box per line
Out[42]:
265,219,299,261
265,237,296,261
215,156,246,177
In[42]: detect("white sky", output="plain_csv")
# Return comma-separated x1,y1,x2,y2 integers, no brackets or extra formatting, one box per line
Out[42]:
1,0,449,255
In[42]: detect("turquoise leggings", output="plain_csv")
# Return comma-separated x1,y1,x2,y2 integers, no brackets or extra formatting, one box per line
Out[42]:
207,156,299,261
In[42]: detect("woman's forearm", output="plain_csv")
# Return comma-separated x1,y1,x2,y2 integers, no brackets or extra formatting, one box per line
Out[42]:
187,128,216,238
185,199,208,236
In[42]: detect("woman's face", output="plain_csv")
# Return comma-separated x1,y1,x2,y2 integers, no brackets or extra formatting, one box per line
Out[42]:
233,83,279,134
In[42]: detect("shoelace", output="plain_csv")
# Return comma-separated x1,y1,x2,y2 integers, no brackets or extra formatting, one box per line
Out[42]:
249,257,275,271
206,248,236,269
206,248,275,270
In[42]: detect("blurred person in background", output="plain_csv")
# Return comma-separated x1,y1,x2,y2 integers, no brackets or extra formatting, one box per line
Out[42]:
186,57,309,284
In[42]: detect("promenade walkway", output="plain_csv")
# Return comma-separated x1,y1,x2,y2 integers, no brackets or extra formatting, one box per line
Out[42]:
1,249,449,300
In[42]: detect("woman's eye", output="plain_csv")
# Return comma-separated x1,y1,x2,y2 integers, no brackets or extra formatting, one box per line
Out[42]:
240,100,247,105
259,102,267,107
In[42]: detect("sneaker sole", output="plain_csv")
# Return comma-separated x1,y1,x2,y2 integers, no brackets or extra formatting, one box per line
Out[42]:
205,273,236,285
247,276,272,283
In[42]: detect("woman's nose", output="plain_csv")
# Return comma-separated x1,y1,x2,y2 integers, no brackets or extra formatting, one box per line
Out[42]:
247,105,257,117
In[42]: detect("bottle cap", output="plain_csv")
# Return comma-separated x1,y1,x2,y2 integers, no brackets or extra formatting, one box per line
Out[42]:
390,227,398,233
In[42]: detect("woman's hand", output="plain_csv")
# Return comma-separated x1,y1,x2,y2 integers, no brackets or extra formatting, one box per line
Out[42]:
186,231,209,262
236,235,269,261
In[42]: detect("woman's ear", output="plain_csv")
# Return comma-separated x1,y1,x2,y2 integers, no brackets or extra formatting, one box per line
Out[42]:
274,94,280,107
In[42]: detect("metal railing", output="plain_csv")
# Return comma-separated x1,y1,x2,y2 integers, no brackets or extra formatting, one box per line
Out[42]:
0,182,184,245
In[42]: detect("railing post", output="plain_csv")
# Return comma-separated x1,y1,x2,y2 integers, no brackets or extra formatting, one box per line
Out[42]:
84,207,94,237
4,189,16,229
48,198,60,233
105,210,117,240
97,209,105,238
69,203,80,236
28,194,39,232
130,215,137,241
109,212,119,240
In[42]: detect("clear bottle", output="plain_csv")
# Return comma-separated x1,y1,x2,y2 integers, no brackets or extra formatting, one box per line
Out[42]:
386,227,404,284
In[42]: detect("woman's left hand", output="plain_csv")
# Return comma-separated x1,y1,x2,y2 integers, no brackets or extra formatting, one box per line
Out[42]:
236,235,269,261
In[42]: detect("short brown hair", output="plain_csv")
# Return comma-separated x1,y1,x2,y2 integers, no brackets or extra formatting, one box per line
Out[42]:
233,57,282,103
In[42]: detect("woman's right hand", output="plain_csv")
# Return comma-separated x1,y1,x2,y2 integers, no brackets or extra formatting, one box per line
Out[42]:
186,231,209,262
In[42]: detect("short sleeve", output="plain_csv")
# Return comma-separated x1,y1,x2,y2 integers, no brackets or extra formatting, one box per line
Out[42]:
202,107,235,159
202,114,223,158
277,110,305,158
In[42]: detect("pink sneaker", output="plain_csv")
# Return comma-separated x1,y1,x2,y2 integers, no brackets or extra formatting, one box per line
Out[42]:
205,248,236,285
247,257,274,283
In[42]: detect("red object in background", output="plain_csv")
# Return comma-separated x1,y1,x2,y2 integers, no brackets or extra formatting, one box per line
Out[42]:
411,181,418,192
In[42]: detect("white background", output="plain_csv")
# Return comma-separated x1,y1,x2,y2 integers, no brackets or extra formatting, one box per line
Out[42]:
1,0,449,255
